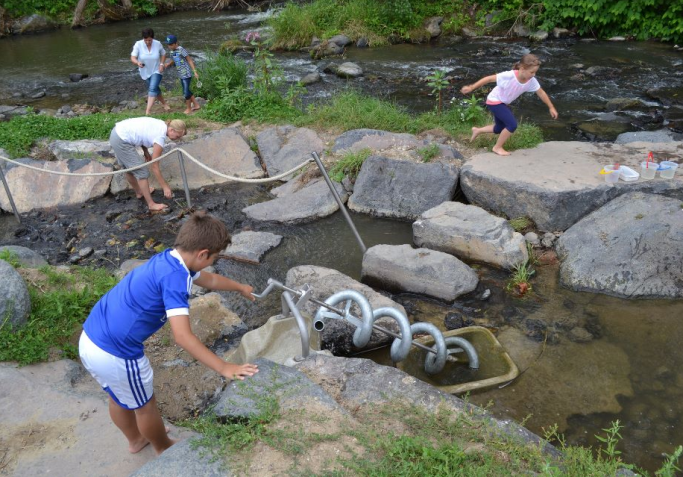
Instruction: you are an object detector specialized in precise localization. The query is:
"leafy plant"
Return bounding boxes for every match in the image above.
[507,259,536,296]
[595,420,624,460]
[329,148,372,182]
[0,250,21,268]
[245,31,281,95]
[196,50,248,101]
[426,69,449,114]
[656,445,682,477]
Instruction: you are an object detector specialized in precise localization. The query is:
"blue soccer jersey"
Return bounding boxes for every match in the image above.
[83,249,199,359]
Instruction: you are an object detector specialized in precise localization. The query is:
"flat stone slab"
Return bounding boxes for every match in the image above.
[48,139,114,161]
[556,192,683,298]
[223,231,283,263]
[361,244,479,301]
[0,158,112,214]
[413,202,528,269]
[242,176,348,224]
[460,141,683,231]
[348,155,459,220]
[130,439,224,477]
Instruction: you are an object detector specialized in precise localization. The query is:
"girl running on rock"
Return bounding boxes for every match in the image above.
[460,54,558,156]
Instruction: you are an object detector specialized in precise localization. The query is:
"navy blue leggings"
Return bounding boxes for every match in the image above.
[487,103,518,134]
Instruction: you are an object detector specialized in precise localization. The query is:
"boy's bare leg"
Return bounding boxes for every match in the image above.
[136,177,167,211]
[184,98,192,115]
[492,129,513,156]
[190,96,200,111]
[135,395,177,455]
[108,397,149,453]
[470,124,494,142]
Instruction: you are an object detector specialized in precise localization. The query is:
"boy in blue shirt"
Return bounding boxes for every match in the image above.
[79,211,258,455]
[163,34,201,115]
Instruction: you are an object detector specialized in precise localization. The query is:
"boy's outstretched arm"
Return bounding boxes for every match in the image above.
[194,272,255,301]
[460,74,497,95]
[169,315,258,380]
[187,56,199,79]
[536,88,558,119]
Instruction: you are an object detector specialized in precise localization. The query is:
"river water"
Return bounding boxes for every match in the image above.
[1,9,683,474]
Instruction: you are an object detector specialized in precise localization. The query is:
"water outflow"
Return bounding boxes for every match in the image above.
[253,278,478,374]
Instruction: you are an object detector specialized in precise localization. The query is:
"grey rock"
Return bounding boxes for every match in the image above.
[459,140,683,231]
[585,66,616,77]
[424,16,443,38]
[299,72,321,85]
[341,176,354,192]
[256,125,323,180]
[556,192,683,298]
[356,37,369,48]
[31,90,46,99]
[413,202,528,269]
[328,34,351,47]
[0,260,31,329]
[59,105,72,114]
[540,232,556,248]
[332,128,463,160]
[361,244,479,301]
[78,247,94,258]
[11,14,56,34]
[223,231,283,263]
[609,36,627,41]
[348,155,459,220]
[525,232,540,246]
[569,327,594,343]
[0,246,48,268]
[242,176,348,224]
[69,73,88,82]
[335,62,363,78]
[286,265,406,355]
[213,359,343,419]
[553,27,571,38]
[615,130,682,144]
[605,97,644,112]
[117,259,147,279]
[0,105,30,118]
[48,139,113,161]
[129,439,224,477]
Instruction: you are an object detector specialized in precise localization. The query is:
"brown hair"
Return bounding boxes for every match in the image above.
[513,54,541,70]
[142,28,154,39]
[174,211,231,254]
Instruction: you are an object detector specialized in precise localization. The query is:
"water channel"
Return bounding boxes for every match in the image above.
[1,8,683,474]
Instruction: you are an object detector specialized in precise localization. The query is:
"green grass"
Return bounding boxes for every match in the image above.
[418,143,441,162]
[0,265,118,365]
[508,216,533,232]
[328,148,372,182]
[0,250,21,268]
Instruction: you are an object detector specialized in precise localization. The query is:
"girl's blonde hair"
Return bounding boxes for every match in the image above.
[513,54,541,70]
[167,119,187,135]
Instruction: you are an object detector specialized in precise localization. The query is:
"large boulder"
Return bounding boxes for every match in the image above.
[223,230,283,263]
[348,155,459,220]
[413,202,528,269]
[0,106,30,119]
[460,141,683,231]
[0,246,48,268]
[256,125,322,180]
[556,192,683,298]
[361,244,479,301]
[0,158,112,213]
[242,176,348,224]
[0,259,31,329]
[332,128,463,161]
[286,265,406,355]
[48,140,113,161]
[11,14,56,34]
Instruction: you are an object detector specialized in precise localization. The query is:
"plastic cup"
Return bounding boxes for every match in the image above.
[640,162,658,180]
[659,161,679,179]
[603,165,620,183]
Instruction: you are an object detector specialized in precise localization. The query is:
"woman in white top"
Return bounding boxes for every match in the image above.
[131,28,171,115]
[460,54,558,156]
[109,117,186,212]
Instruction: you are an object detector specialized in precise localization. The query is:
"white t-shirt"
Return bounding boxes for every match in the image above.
[486,70,541,105]
[131,39,166,80]
[114,117,167,148]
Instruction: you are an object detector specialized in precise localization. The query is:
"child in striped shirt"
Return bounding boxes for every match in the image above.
[164,34,201,115]
[460,54,558,156]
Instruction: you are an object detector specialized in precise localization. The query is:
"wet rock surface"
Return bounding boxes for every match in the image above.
[224,230,283,263]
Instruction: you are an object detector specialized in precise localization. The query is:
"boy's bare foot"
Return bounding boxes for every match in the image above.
[128,427,172,454]
[492,146,511,156]
[162,104,171,111]
[183,109,192,115]
[148,203,168,213]
[470,127,480,142]
[135,186,155,199]
[191,105,201,111]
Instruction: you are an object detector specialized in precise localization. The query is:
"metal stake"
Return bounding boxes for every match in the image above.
[177,150,193,208]
[310,152,366,254]
[0,163,21,223]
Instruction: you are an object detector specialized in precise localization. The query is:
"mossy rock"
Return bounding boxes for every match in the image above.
[219,39,245,55]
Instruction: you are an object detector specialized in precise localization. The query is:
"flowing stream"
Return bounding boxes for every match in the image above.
[1,8,683,473]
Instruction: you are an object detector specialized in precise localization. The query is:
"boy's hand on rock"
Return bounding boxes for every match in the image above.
[222,362,259,381]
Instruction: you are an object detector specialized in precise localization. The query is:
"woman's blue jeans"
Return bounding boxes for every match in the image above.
[145,73,162,97]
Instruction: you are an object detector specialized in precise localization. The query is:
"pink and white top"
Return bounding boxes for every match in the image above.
[486,70,540,105]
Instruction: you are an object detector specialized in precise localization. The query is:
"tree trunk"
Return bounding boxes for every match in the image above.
[97,0,135,21]
[71,0,88,28]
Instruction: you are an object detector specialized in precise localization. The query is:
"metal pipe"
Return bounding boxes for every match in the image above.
[282,291,310,361]
[0,163,20,222]
[177,150,193,208]
[445,336,479,370]
[310,152,366,254]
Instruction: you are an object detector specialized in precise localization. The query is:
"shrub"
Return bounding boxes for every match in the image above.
[196,51,248,101]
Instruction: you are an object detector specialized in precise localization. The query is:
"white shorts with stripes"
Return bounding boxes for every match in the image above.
[79,331,154,410]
